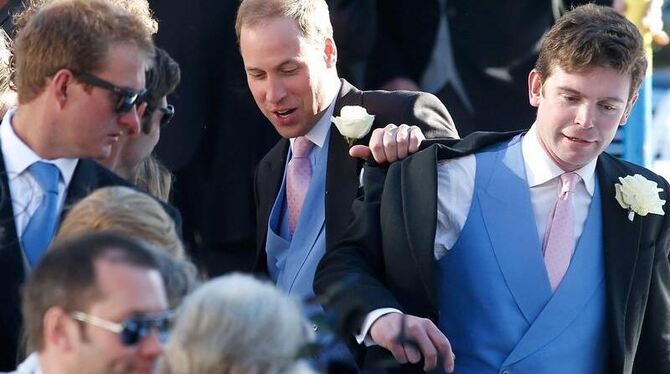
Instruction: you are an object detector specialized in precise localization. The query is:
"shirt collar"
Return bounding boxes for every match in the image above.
[0,108,78,185]
[522,124,597,196]
[289,80,341,150]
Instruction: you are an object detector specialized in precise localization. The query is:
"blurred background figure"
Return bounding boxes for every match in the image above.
[158,273,315,374]
[55,186,198,308]
[366,0,614,136]
[99,47,180,202]
[0,28,14,117]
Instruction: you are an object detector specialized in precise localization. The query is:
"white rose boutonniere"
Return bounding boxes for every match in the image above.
[614,174,666,221]
[331,105,375,146]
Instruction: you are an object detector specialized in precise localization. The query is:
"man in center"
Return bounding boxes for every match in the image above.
[236,0,457,306]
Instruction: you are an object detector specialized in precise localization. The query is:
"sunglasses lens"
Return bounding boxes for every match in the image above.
[120,319,142,346]
[160,105,174,126]
[119,314,173,346]
[115,94,137,114]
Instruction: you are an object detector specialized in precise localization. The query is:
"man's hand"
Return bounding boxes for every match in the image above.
[349,124,425,164]
[370,312,455,372]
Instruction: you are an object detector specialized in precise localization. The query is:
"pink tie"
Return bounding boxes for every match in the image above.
[286,136,314,236]
[543,172,581,292]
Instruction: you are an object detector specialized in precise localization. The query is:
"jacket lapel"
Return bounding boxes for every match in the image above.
[255,139,289,272]
[400,144,440,308]
[597,154,644,372]
[325,80,364,249]
[0,146,27,358]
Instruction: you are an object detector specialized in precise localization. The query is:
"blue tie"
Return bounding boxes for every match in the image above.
[22,161,60,267]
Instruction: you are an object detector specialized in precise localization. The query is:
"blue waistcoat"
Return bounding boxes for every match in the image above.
[436,137,608,373]
[266,133,329,301]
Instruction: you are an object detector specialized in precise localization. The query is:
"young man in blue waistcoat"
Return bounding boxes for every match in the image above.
[316,4,670,373]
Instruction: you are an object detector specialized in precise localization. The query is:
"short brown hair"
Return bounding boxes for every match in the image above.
[235,0,333,45]
[535,4,646,100]
[142,47,181,133]
[56,186,184,258]
[12,0,159,37]
[22,233,160,352]
[14,0,155,103]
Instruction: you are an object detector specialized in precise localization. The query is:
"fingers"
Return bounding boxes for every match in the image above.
[382,124,399,162]
[426,325,455,373]
[368,124,425,164]
[349,144,371,159]
[408,125,425,154]
[369,127,387,163]
[395,125,410,160]
[372,314,453,372]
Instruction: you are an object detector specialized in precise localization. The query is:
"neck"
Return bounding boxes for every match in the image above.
[12,102,62,160]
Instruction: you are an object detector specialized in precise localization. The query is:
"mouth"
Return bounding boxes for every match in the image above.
[273,108,296,118]
[564,134,594,144]
[107,133,122,142]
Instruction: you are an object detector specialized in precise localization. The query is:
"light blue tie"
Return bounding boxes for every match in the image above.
[22,161,60,267]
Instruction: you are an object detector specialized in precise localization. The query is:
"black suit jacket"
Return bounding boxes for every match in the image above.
[315,131,670,373]
[0,152,181,370]
[253,79,458,274]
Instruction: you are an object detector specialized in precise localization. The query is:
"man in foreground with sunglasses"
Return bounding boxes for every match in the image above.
[0,0,179,370]
[15,233,170,374]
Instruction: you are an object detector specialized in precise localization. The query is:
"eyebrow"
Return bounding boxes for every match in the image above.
[246,59,301,73]
[556,86,626,103]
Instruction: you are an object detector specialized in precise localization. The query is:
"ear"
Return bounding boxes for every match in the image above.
[619,92,639,126]
[50,69,76,110]
[43,307,77,353]
[528,69,543,108]
[324,37,337,68]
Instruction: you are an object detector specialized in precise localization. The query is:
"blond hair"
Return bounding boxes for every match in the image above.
[158,274,315,374]
[235,0,332,45]
[56,186,184,258]
[131,154,173,203]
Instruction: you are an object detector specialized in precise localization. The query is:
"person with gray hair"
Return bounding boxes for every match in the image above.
[158,273,315,374]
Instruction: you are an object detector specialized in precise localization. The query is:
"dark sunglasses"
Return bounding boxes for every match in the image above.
[158,104,174,126]
[75,72,147,114]
[71,310,173,346]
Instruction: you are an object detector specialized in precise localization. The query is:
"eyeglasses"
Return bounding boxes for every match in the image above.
[74,72,147,114]
[71,310,173,346]
[158,104,174,126]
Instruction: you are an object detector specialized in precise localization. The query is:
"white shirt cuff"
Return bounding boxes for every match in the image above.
[355,308,403,346]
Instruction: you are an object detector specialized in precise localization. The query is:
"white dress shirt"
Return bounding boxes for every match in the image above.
[357,125,597,344]
[0,108,78,239]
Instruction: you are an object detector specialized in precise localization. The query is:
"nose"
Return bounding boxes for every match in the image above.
[137,329,164,358]
[574,103,595,128]
[265,77,286,104]
[118,106,142,136]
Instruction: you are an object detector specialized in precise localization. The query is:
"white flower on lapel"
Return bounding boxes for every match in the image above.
[614,174,666,221]
[331,105,375,146]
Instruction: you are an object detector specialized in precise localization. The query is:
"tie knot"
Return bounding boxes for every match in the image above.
[28,161,60,194]
[292,136,314,158]
[559,172,580,195]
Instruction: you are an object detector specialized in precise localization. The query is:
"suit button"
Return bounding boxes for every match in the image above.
[501,369,510,374]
